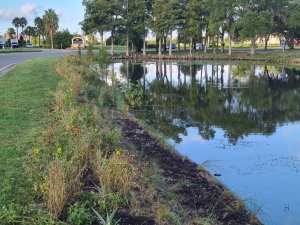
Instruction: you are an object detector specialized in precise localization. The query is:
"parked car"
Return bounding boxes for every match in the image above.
[10,39,18,48]
[0,38,5,49]
[166,43,176,49]
[196,43,205,50]
[26,43,33,48]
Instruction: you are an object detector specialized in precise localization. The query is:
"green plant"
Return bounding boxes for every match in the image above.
[68,203,93,225]
[93,208,119,225]
[121,81,144,108]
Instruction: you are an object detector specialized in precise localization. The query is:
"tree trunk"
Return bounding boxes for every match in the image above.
[250,37,256,55]
[143,35,146,56]
[156,37,159,53]
[169,32,172,56]
[228,34,232,56]
[50,30,53,50]
[158,37,162,57]
[189,37,193,55]
[126,33,129,56]
[184,34,186,51]
[212,36,215,53]
[101,32,104,50]
[264,36,269,50]
[163,36,167,52]
[111,32,114,55]
[204,36,209,53]
[177,34,180,52]
[221,32,225,53]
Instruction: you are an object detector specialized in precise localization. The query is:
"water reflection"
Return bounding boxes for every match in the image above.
[110,61,300,224]
[115,61,300,144]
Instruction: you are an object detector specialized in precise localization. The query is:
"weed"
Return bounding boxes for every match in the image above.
[121,81,144,108]
[93,208,119,225]
[47,159,67,218]
[94,152,137,196]
[68,203,93,225]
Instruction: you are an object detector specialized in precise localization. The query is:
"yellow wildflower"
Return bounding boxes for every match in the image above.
[33,148,40,155]
[56,147,62,153]
[115,149,121,155]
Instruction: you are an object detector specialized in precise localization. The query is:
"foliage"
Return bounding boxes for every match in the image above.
[121,81,144,108]
[68,203,93,225]
[53,29,72,49]
[43,9,59,49]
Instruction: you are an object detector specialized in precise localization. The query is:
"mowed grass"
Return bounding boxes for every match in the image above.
[0,48,42,53]
[0,58,59,207]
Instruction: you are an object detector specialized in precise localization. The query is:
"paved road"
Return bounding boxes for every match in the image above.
[0,49,84,76]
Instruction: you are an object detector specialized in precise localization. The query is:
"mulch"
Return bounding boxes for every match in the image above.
[115,117,261,225]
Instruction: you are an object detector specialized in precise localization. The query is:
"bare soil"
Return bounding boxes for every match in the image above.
[115,116,261,225]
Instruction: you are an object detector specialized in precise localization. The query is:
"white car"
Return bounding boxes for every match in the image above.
[196,43,204,50]
[26,43,33,48]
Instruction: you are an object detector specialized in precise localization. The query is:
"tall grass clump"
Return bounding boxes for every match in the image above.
[25,54,138,223]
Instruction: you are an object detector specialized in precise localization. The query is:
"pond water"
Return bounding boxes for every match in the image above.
[110,61,300,225]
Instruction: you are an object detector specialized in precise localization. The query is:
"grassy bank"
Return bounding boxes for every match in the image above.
[0,58,59,212]
[0,54,260,224]
[0,48,42,53]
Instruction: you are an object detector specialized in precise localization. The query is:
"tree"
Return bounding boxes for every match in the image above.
[284,2,300,49]
[150,0,171,56]
[184,0,206,55]
[19,17,28,37]
[6,28,16,38]
[43,9,59,50]
[34,17,45,47]
[24,26,36,43]
[81,0,112,50]
[239,11,273,55]
[12,17,20,39]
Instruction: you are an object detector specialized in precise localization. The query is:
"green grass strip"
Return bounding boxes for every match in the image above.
[0,49,42,53]
[0,58,59,206]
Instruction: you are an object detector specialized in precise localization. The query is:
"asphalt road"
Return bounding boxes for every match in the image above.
[0,49,83,76]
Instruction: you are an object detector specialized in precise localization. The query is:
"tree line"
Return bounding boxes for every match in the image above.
[81,0,300,55]
[5,9,63,49]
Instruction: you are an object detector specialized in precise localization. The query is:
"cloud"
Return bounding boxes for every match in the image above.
[0,8,18,20]
[0,2,40,22]
[21,2,40,16]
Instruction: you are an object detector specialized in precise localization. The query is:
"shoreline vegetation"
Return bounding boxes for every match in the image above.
[111,50,300,66]
[1,53,262,224]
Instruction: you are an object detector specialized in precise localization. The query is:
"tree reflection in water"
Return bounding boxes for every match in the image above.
[118,61,300,144]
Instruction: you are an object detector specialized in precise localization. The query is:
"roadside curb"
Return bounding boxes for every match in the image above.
[0,63,18,77]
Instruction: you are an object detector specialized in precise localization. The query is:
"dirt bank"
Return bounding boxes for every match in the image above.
[115,116,261,225]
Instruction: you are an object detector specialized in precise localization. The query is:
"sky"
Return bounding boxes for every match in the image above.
[0,0,84,36]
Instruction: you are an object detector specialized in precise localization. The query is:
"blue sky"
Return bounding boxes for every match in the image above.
[0,0,84,36]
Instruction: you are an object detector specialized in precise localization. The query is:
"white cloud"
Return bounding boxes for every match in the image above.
[21,2,40,16]
[0,8,18,20]
[0,2,40,22]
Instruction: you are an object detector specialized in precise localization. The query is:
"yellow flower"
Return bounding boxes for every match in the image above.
[56,147,62,153]
[33,148,40,155]
[115,149,121,155]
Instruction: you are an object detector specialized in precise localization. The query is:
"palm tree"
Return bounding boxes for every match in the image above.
[12,17,20,39]
[6,27,16,38]
[43,9,59,50]
[19,17,28,36]
[24,26,36,43]
[34,17,44,47]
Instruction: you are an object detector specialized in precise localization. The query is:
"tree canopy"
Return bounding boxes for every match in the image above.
[81,0,300,55]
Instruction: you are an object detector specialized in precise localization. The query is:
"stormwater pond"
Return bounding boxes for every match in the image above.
[109,61,300,225]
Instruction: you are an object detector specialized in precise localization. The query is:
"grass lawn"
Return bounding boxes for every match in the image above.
[0,58,59,207]
[0,48,42,53]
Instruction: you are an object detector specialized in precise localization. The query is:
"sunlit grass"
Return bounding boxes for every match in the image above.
[0,58,59,206]
[0,48,42,53]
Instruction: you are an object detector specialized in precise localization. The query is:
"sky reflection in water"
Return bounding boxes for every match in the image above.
[111,61,300,225]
